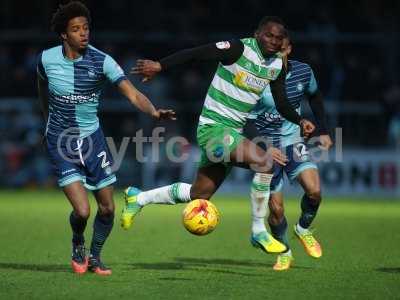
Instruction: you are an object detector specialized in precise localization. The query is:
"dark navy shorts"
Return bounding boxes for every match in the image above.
[270,142,317,193]
[46,127,116,190]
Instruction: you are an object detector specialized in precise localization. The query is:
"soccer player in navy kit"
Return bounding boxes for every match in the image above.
[37,1,175,275]
[247,37,333,270]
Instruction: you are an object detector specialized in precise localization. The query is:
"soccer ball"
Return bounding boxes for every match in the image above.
[182,199,220,236]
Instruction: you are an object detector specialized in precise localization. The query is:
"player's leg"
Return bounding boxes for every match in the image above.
[294,168,322,258]
[88,186,115,275]
[230,139,287,253]
[231,138,275,234]
[268,192,289,249]
[63,181,90,274]
[189,163,227,200]
[297,168,321,228]
[46,132,90,274]
[121,164,226,230]
[249,162,282,236]
[79,127,117,274]
[284,142,321,258]
[268,191,293,270]
[121,125,232,230]
[121,182,192,229]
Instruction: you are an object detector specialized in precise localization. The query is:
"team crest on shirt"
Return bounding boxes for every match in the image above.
[267,68,277,78]
[88,69,96,78]
[296,82,304,92]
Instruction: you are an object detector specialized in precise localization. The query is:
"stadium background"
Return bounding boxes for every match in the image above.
[0,0,399,197]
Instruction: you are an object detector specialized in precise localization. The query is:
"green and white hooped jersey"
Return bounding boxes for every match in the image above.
[199,38,283,132]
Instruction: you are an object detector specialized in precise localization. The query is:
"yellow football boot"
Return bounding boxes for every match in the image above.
[251,231,287,254]
[273,252,294,271]
[121,187,142,230]
[294,225,322,258]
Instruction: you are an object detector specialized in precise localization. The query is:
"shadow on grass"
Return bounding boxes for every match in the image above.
[124,257,313,276]
[376,267,400,274]
[174,257,272,268]
[174,257,314,270]
[128,262,185,270]
[126,262,266,277]
[0,262,69,273]
[159,277,192,281]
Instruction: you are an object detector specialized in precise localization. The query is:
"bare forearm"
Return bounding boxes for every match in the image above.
[131,90,157,116]
[118,79,156,116]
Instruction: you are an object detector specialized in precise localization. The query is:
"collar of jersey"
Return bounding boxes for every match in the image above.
[254,40,282,65]
[285,60,293,79]
[61,45,84,63]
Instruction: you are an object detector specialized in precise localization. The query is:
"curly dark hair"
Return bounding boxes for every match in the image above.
[51,1,91,35]
[257,16,287,33]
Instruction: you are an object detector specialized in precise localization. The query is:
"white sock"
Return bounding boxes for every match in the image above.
[250,173,273,235]
[252,217,266,235]
[282,249,292,257]
[296,223,309,234]
[137,183,192,206]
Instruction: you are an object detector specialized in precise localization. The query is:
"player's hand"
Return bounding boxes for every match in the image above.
[267,147,288,166]
[152,109,177,121]
[300,119,315,139]
[318,134,333,150]
[131,59,162,82]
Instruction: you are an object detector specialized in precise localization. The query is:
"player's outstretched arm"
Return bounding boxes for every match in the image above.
[270,68,315,138]
[117,79,176,120]
[308,90,333,149]
[131,40,244,82]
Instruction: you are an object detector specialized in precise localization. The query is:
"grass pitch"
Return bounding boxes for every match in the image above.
[0,190,399,299]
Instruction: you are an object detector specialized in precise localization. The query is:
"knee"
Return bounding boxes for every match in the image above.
[252,160,273,174]
[190,186,212,200]
[98,201,115,217]
[269,199,284,220]
[306,187,321,204]
[74,206,90,220]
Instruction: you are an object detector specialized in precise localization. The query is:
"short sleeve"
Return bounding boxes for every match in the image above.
[103,55,126,84]
[36,52,47,81]
[307,68,318,95]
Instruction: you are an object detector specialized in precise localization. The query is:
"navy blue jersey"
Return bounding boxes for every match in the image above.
[37,45,126,138]
[248,60,318,147]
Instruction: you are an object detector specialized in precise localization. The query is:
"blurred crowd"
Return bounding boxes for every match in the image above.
[0,0,399,187]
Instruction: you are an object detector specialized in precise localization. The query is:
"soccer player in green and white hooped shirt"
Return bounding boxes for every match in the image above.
[122,16,316,253]
[246,37,333,270]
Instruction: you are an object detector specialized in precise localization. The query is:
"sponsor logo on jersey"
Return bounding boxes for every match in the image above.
[233,71,269,94]
[264,112,284,123]
[51,92,99,104]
